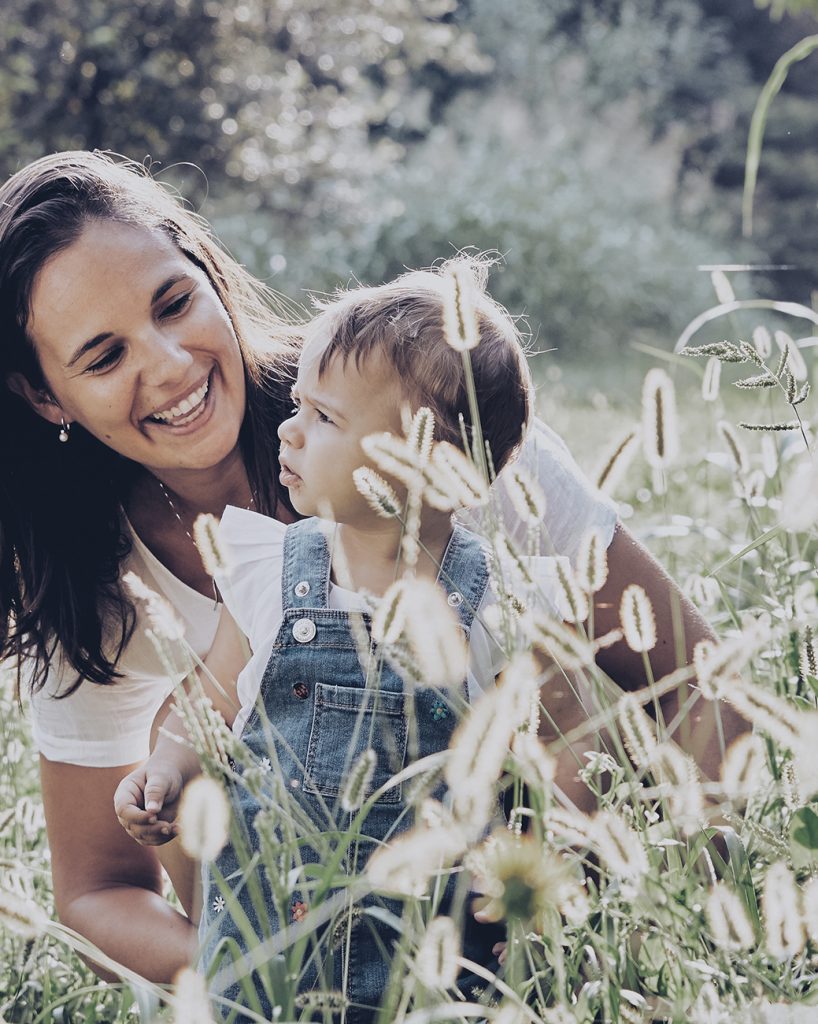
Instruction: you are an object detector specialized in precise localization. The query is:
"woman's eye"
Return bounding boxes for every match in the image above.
[86,346,124,373]
[160,292,193,319]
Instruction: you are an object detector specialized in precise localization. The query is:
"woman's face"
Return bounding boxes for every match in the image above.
[24,219,247,475]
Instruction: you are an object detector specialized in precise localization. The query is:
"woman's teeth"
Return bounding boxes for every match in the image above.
[150,378,210,424]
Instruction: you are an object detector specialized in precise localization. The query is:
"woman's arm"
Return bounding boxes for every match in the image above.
[40,755,197,983]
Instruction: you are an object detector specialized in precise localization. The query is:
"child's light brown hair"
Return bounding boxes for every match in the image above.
[310,256,533,473]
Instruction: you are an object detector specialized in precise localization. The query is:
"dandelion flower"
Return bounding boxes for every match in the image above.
[340,748,377,812]
[620,584,657,653]
[763,862,805,960]
[641,368,679,470]
[177,776,230,862]
[415,916,460,989]
[192,513,228,576]
[352,467,402,519]
[705,882,755,952]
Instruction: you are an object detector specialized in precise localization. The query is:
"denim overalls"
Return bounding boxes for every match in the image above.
[200,518,497,1022]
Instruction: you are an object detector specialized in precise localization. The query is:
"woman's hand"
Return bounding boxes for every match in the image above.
[113,759,184,846]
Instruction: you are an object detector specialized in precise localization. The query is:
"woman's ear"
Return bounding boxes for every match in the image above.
[6,372,65,426]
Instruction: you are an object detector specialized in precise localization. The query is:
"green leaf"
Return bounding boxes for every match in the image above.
[790,806,818,869]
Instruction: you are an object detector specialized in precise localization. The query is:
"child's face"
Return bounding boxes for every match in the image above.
[278,338,405,523]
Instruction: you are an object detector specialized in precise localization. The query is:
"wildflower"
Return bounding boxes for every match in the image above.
[617,693,657,769]
[726,682,802,749]
[554,559,588,625]
[415,916,460,989]
[503,465,547,527]
[522,609,594,671]
[575,527,609,595]
[753,325,772,359]
[340,748,377,812]
[177,776,230,862]
[441,262,479,351]
[192,513,228,576]
[799,625,818,679]
[471,830,579,931]
[172,967,215,1024]
[641,368,679,470]
[720,734,769,804]
[649,742,705,835]
[371,580,409,645]
[122,570,185,642]
[763,862,805,959]
[717,420,749,476]
[352,467,402,519]
[705,882,755,952]
[0,885,48,939]
[423,441,489,511]
[291,899,308,923]
[701,356,721,402]
[592,811,649,881]
[402,577,468,689]
[595,428,641,496]
[620,584,657,653]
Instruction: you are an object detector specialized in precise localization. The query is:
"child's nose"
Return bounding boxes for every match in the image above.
[278,413,301,447]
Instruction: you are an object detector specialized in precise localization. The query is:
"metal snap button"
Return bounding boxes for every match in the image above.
[294,580,311,598]
[292,681,310,700]
[292,617,316,643]
[447,591,463,607]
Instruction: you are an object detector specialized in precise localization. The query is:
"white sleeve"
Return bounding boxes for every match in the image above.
[456,417,618,562]
[214,507,287,654]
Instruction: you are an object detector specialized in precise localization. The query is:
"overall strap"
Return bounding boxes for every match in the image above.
[280,518,332,611]
[436,525,491,631]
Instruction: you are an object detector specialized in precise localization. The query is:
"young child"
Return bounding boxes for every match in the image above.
[115,258,567,1019]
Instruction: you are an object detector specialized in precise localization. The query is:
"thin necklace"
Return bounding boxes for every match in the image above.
[156,479,257,543]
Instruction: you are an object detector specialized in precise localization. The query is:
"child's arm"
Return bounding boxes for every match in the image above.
[113,606,249,846]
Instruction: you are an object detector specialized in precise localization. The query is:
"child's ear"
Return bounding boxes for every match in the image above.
[6,372,65,426]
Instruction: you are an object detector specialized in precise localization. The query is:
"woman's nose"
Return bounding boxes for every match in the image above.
[140,330,194,387]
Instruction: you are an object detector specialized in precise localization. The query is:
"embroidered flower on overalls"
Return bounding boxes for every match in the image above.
[260,756,272,772]
[291,899,308,923]
[430,697,449,720]
[212,895,225,914]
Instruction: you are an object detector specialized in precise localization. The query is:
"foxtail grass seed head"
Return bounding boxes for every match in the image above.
[781,459,818,533]
[775,329,808,381]
[780,760,800,810]
[511,731,556,791]
[522,609,594,672]
[720,733,769,804]
[503,465,547,526]
[122,571,186,642]
[359,432,423,489]
[753,324,772,359]
[0,885,48,939]
[717,420,749,476]
[446,690,514,829]
[177,776,230,862]
[352,467,402,519]
[294,991,349,1012]
[641,368,679,470]
[367,825,467,897]
[710,269,735,304]
[595,428,641,496]
[415,916,460,990]
[371,580,409,645]
[407,406,436,466]
[592,811,649,881]
[792,712,818,799]
[617,694,658,769]
[705,883,756,952]
[802,876,818,942]
[545,806,595,849]
[727,682,802,750]
[441,262,480,351]
[340,748,377,812]
[554,559,589,624]
[649,742,705,835]
[173,967,215,1024]
[620,584,657,653]
[192,513,228,576]
[575,527,609,595]
[763,862,806,960]
[423,440,489,511]
[761,434,779,478]
[402,578,469,689]
[701,356,721,402]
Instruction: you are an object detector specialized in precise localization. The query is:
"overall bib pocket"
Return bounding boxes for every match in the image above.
[304,683,407,805]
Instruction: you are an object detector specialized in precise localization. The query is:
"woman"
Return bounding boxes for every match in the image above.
[0,150,740,984]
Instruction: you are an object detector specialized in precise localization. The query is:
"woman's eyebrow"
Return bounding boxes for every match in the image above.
[65,275,190,368]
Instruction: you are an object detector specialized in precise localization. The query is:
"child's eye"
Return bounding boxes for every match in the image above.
[86,346,124,374]
[160,292,193,319]
[317,410,333,424]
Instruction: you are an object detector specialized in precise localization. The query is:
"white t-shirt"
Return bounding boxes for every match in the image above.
[28,420,617,767]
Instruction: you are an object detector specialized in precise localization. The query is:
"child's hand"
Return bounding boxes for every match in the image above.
[113,760,184,846]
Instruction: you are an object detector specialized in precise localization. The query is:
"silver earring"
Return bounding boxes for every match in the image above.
[58,417,70,443]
